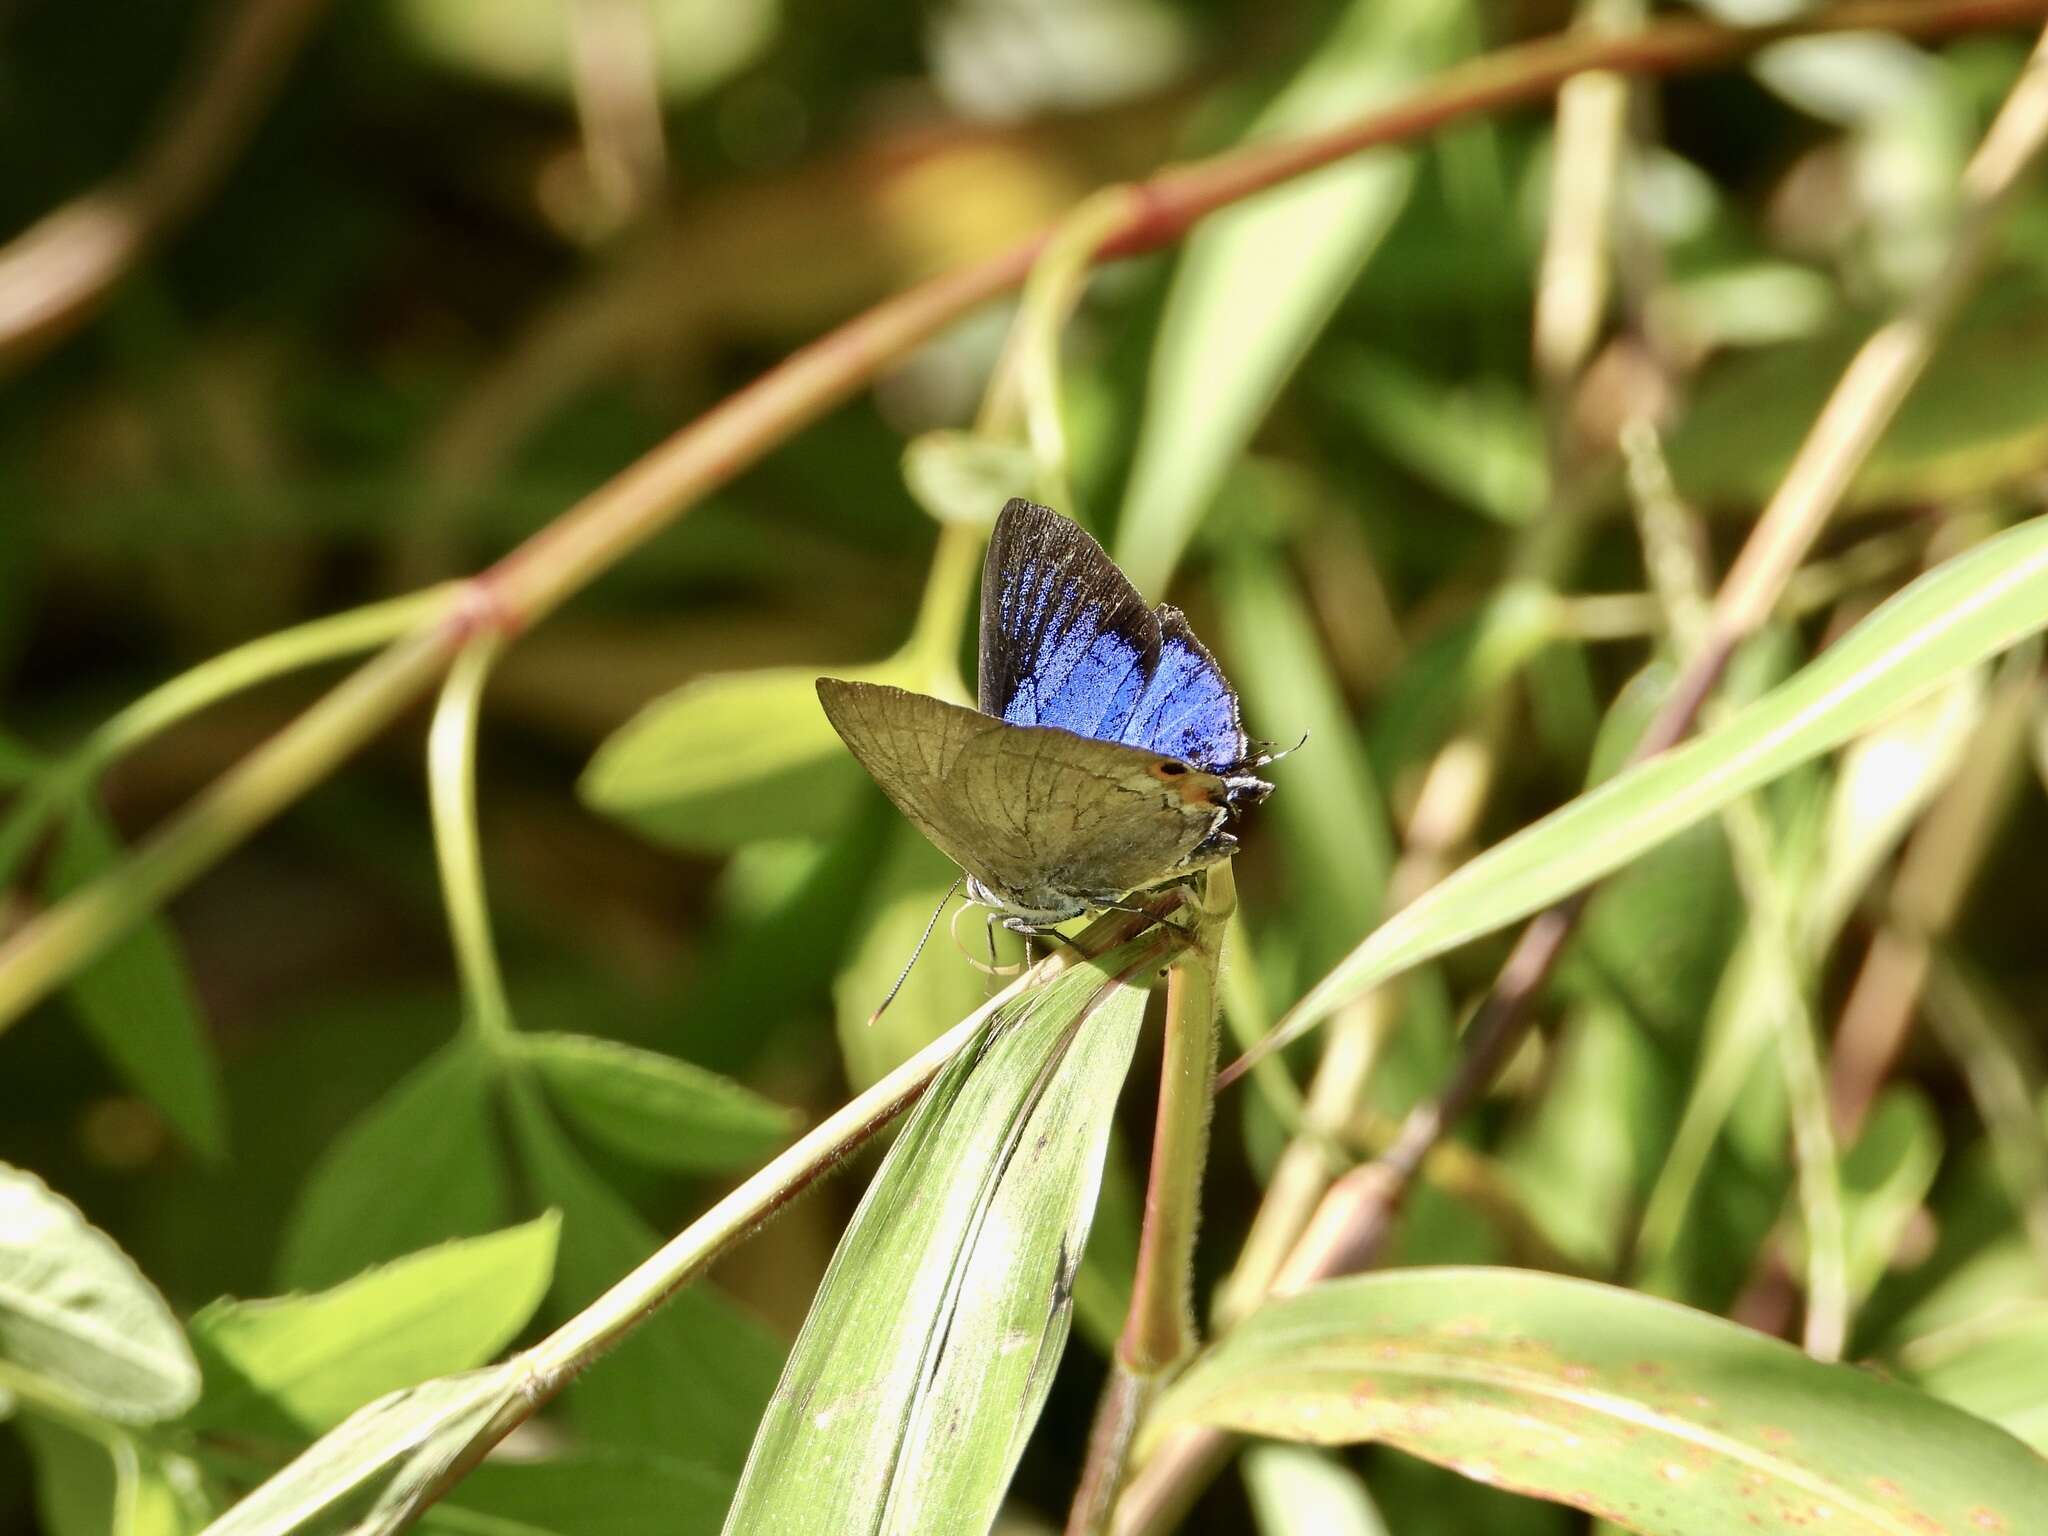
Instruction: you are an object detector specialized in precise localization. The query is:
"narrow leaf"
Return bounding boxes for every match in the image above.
[723,938,1158,1535]
[1896,1303,2048,1454]
[1243,1443,1389,1536]
[1147,1268,2048,1534]
[49,799,224,1159]
[189,1213,560,1434]
[1115,0,1466,594]
[519,1032,796,1173]
[0,1162,199,1421]
[1278,515,2048,1049]
[197,1368,518,1536]
[579,665,892,852]
[278,1042,508,1291]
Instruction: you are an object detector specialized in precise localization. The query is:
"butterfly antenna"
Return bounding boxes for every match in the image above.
[869,875,964,1027]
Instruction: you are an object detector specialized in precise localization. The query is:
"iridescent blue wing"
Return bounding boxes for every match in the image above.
[978,500,1250,772]
[978,500,1160,742]
[1111,605,1249,771]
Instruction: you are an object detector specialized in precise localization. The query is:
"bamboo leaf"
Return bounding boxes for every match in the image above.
[1114,0,1468,594]
[723,936,1161,1534]
[1276,515,2048,1050]
[1147,1268,2048,1534]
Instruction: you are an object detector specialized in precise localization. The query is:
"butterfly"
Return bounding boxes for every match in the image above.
[818,498,1273,932]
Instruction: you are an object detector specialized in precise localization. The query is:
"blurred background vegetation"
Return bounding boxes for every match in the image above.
[4,0,2048,1531]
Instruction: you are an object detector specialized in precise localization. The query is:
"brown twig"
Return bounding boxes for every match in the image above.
[1116,21,2048,1531]
[0,0,334,374]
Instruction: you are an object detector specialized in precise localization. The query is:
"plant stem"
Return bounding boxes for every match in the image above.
[0,0,2037,1038]
[0,624,455,1028]
[1068,867,1232,1536]
[427,636,515,1051]
[73,586,458,776]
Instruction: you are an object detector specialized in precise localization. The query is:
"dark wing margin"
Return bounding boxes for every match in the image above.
[1112,604,1249,771]
[977,499,1159,733]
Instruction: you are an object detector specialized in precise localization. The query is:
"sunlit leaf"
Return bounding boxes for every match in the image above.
[48,798,224,1160]
[1276,515,2048,1048]
[519,1032,797,1172]
[188,1214,560,1434]
[1243,1443,1389,1536]
[1147,1268,2048,1533]
[724,934,1163,1534]
[1114,0,1467,594]
[580,664,904,852]
[278,1042,509,1291]
[0,1162,198,1422]
[197,1368,520,1536]
[1895,1302,2048,1454]
[902,433,1038,526]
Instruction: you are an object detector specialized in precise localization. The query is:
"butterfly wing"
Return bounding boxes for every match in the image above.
[978,500,1160,739]
[818,678,1231,917]
[978,500,1251,773]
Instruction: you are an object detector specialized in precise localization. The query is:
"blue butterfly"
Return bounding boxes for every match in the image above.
[819,499,1273,930]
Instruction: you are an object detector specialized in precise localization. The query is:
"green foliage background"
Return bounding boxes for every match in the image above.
[4,0,2048,1532]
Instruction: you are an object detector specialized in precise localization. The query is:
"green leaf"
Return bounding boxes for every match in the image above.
[389,0,776,104]
[1276,514,2048,1048]
[1322,350,1545,524]
[1668,280,2048,509]
[901,433,1039,526]
[1113,0,1467,595]
[196,1367,521,1536]
[278,1041,509,1291]
[18,1413,117,1536]
[1146,1268,2048,1534]
[518,1033,796,1173]
[188,1213,559,1434]
[1243,1443,1389,1536]
[425,1448,732,1536]
[48,799,225,1159]
[724,937,1158,1534]
[19,1414,211,1536]
[512,1107,782,1470]
[1500,1002,1671,1273]
[0,1162,199,1421]
[1895,1302,2048,1454]
[1837,1088,1942,1313]
[580,664,896,852]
